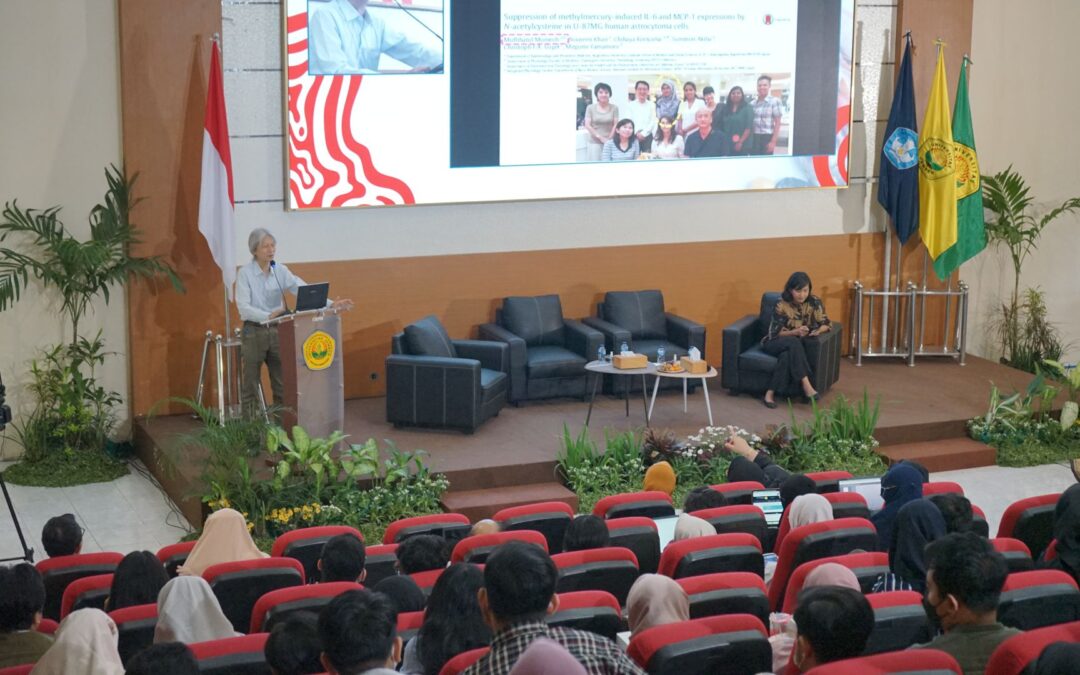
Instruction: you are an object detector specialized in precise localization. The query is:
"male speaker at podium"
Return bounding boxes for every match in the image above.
[235,228,353,423]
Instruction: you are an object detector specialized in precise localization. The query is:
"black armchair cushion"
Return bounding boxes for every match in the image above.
[404,315,457,358]
[604,290,667,340]
[758,293,782,332]
[502,295,566,347]
[738,345,778,373]
[526,346,588,380]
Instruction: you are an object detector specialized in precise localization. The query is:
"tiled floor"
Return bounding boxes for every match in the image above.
[0,458,1074,563]
[0,460,192,563]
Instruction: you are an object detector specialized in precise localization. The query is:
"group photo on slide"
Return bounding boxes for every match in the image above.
[575,73,792,162]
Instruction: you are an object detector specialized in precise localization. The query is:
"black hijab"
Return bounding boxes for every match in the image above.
[780,474,816,510]
[727,455,768,484]
[1052,484,1080,576]
[871,463,924,550]
[373,574,428,614]
[889,499,946,592]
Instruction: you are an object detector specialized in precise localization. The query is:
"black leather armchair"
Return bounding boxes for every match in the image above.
[583,290,706,394]
[721,292,843,397]
[478,295,603,404]
[386,315,509,433]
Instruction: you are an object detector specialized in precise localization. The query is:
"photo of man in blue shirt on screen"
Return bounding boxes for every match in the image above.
[308,0,443,75]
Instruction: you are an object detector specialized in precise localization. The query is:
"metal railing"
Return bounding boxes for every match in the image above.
[849,280,969,367]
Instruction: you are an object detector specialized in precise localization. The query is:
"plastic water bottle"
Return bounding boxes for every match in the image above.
[656,345,666,365]
[620,341,629,355]
[597,345,606,363]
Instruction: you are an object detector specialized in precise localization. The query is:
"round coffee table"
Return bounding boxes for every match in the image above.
[648,366,718,426]
[584,360,656,426]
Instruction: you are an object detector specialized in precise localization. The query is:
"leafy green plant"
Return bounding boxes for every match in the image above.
[982,166,1080,368]
[557,426,644,514]
[267,426,346,501]
[967,373,1079,467]
[770,391,886,475]
[640,427,681,466]
[1043,360,1080,429]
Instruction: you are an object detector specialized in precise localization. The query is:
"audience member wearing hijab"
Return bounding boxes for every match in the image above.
[373,575,428,615]
[780,475,817,511]
[626,574,690,637]
[673,513,714,541]
[509,638,587,675]
[30,609,124,675]
[177,508,267,576]
[768,563,860,673]
[1033,641,1080,675]
[873,498,946,593]
[1042,483,1080,582]
[643,461,676,496]
[871,463,924,550]
[789,494,834,530]
[154,576,238,644]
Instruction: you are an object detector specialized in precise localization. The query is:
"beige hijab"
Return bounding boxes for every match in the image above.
[627,573,690,636]
[674,512,715,541]
[31,609,124,675]
[177,508,267,576]
[789,494,834,530]
[154,576,240,644]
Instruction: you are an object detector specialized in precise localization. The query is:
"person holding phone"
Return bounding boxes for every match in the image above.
[760,272,831,408]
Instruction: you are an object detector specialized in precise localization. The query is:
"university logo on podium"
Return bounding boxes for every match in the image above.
[302,330,336,371]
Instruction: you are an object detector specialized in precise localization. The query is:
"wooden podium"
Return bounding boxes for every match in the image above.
[271,308,346,439]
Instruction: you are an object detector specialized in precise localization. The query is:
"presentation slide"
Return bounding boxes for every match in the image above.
[283,0,853,210]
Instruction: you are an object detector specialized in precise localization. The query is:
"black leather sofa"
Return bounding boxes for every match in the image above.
[385,315,509,433]
[478,295,603,404]
[721,292,842,397]
[583,290,706,394]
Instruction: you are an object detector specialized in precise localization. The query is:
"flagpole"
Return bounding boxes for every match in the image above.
[881,221,892,353]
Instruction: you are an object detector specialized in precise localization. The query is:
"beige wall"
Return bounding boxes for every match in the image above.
[965,0,1080,364]
[0,0,126,456]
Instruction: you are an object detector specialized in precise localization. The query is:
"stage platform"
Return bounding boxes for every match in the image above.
[135,356,1043,525]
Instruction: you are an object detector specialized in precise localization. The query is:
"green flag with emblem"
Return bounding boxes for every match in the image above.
[933,57,985,279]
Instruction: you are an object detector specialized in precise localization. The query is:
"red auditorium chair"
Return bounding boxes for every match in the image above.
[997,569,1080,630]
[985,619,1080,675]
[822,492,871,521]
[628,614,771,674]
[189,633,270,675]
[658,533,763,579]
[110,603,157,665]
[711,481,765,505]
[922,481,964,496]
[438,647,490,675]
[768,518,879,611]
[382,513,471,545]
[156,541,197,578]
[203,557,305,633]
[35,619,58,635]
[676,572,769,626]
[552,547,639,606]
[606,517,661,575]
[803,649,962,674]
[997,492,1059,559]
[494,501,574,552]
[862,591,932,655]
[450,530,548,564]
[410,567,447,595]
[271,525,363,582]
[780,552,890,613]
[364,543,400,586]
[60,573,113,618]
[1045,538,1059,561]
[36,551,123,621]
[398,609,425,641]
[547,590,623,639]
[0,666,34,675]
[690,505,768,547]
[805,470,853,494]
[592,491,675,519]
[991,537,1035,573]
[249,580,362,633]
[772,507,795,555]
[970,504,990,538]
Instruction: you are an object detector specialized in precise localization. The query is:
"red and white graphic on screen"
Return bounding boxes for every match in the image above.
[286,9,415,209]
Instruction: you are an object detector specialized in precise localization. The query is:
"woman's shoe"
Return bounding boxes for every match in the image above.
[804,393,821,404]
[762,398,778,409]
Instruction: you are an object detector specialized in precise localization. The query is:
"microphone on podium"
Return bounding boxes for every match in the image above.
[269,260,292,315]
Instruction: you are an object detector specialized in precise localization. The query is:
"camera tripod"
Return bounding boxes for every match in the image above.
[0,371,34,564]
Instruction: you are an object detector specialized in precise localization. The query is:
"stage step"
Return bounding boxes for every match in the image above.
[877,437,997,473]
[441,482,579,522]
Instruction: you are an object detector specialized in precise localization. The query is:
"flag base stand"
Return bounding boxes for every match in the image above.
[849,280,969,367]
[193,328,266,423]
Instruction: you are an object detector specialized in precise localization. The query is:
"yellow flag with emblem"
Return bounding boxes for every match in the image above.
[918,46,957,259]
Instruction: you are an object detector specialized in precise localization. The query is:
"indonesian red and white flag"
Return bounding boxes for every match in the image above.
[198,41,237,300]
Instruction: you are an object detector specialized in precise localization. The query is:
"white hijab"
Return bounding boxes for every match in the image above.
[789,494,834,530]
[31,609,124,675]
[177,508,267,577]
[154,576,240,644]
[674,513,715,541]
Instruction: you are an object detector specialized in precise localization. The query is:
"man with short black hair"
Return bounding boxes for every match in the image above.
[929,493,976,534]
[319,590,400,675]
[266,612,324,675]
[0,563,53,667]
[463,541,644,675]
[562,515,610,553]
[751,74,783,155]
[790,586,874,671]
[125,642,200,675]
[395,534,449,575]
[41,513,82,558]
[683,486,728,514]
[914,532,1020,674]
[319,534,367,583]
